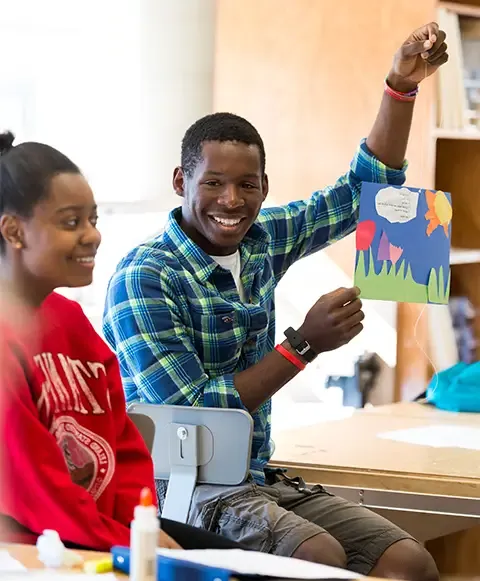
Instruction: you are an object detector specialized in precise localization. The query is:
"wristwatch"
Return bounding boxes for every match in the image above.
[284,327,317,363]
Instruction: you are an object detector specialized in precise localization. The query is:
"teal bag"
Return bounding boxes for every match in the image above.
[427,361,480,413]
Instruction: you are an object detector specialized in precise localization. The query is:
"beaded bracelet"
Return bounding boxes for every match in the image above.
[384,77,419,102]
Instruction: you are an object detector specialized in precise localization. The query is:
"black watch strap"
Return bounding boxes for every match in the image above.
[284,327,317,363]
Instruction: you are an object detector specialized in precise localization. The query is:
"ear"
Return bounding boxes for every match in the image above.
[0,214,24,250]
[173,167,185,198]
[262,174,269,201]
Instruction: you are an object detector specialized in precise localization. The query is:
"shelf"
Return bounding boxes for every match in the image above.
[451,248,480,265]
[434,128,480,140]
[439,1,480,17]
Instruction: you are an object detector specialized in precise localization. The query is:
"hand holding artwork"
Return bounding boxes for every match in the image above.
[299,287,365,354]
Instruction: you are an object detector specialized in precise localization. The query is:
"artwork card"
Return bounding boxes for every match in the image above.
[354,183,452,304]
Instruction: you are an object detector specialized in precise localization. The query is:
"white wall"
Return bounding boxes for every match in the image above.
[0,0,215,208]
[137,0,216,209]
[1,2,398,418]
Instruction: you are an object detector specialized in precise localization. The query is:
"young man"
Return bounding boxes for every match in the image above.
[103,23,447,579]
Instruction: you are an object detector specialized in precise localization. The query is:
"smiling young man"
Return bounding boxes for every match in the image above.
[104,24,447,579]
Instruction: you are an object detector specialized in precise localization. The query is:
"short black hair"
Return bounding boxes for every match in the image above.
[181,112,266,178]
[0,130,80,251]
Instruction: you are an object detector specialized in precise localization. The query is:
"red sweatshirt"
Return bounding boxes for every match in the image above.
[0,292,157,550]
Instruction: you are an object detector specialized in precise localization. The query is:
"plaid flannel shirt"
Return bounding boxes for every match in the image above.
[103,139,407,484]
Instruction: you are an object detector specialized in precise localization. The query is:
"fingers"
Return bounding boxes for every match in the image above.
[346,309,365,328]
[336,320,364,348]
[422,30,447,61]
[330,296,364,347]
[339,309,365,332]
[306,287,365,352]
[424,40,448,66]
[344,322,364,343]
[427,51,449,68]
[332,297,362,320]
[328,286,360,309]
[401,22,445,59]
[327,288,364,336]
[401,39,434,59]
[417,21,439,45]
[426,21,440,42]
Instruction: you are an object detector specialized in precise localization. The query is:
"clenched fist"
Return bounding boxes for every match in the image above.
[299,287,364,354]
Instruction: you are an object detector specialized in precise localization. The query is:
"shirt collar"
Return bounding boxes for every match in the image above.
[163,207,271,284]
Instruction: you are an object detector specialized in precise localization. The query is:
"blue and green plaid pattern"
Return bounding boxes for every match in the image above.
[103,139,407,484]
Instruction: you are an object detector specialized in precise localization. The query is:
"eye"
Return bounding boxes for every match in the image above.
[204,180,221,187]
[90,215,98,227]
[63,218,79,229]
[242,183,258,190]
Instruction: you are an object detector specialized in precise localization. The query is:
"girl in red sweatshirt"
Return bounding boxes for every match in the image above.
[0,131,241,553]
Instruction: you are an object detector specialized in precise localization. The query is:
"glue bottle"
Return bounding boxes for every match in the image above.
[130,487,159,581]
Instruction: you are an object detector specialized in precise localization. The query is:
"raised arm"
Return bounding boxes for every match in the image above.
[260,22,447,280]
[367,22,447,168]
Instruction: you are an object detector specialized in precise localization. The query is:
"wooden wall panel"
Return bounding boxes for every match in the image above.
[214,0,436,401]
[214,0,436,274]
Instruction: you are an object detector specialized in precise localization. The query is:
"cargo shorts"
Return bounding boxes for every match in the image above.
[156,470,415,575]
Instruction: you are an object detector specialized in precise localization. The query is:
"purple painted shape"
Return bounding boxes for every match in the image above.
[377,230,390,261]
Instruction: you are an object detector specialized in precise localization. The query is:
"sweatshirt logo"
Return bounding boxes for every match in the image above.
[34,352,110,417]
[50,416,115,501]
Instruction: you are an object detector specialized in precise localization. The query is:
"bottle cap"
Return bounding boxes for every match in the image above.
[140,487,153,506]
[133,486,157,521]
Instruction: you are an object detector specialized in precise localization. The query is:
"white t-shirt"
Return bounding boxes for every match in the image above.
[210,251,246,302]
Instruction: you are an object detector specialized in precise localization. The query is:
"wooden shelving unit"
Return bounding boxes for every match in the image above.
[395,0,480,401]
[435,1,480,362]
[451,247,480,264]
[433,128,480,139]
[440,1,480,18]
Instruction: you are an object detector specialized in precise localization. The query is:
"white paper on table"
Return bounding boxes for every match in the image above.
[157,548,359,579]
[378,424,480,450]
[0,550,27,572]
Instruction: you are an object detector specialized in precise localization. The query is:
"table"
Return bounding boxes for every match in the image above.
[270,402,480,576]
[362,400,480,423]
[5,543,125,577]
[3,543,391,581]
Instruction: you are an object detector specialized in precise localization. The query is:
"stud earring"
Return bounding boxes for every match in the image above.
[14,241,23,249]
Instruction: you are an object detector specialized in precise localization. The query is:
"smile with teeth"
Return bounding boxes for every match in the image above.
[75,257,95,264]
[211,216,244,227]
